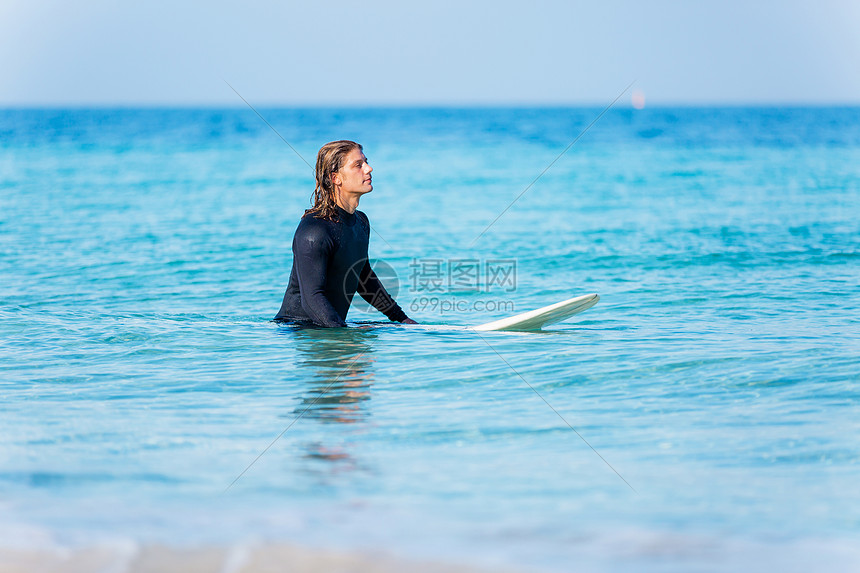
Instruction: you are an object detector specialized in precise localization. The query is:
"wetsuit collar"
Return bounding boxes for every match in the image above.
[335,205,356,224]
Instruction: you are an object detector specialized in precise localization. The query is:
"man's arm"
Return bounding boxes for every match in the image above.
[357,260,416,323]
[293,223,346,327]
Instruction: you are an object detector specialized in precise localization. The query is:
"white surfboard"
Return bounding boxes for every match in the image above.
[472,293,599,332]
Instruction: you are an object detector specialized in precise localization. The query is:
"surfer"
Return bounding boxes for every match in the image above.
[274,140,418,327]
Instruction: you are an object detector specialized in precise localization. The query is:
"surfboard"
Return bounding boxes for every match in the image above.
[472,293,599,332]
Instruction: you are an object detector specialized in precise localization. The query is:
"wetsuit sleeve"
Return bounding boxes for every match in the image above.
[358,260,409,323]
[293,222,346,327]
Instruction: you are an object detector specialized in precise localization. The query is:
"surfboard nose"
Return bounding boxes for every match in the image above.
[473,293,600,332]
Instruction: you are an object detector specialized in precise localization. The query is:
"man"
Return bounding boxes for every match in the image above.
[274,140,418,327]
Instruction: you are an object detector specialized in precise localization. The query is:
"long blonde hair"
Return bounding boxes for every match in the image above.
[305,140,362,221]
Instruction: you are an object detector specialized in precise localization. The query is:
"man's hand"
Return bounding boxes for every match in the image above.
[402,318,419,325]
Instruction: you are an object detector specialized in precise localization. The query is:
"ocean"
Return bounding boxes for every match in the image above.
[1,106,859,571]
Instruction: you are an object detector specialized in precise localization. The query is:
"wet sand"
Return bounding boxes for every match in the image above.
[0,542,522,573]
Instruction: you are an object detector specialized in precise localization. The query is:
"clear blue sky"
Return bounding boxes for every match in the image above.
[2,0,858,106]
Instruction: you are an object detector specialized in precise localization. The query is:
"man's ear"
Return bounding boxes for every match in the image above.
[331,172,341,187]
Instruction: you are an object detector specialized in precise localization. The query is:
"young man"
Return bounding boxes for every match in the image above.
[274,140,417,327]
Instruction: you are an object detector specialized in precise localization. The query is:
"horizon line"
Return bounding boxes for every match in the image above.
[2,100,860,110]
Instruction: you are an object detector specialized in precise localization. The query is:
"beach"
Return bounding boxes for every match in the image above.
[1,543,516,573]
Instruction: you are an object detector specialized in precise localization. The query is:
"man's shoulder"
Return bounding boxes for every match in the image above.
[355,210,370,224]
[296,212,335,241]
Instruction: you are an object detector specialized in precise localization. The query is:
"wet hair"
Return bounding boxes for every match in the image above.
[305,140,362,221]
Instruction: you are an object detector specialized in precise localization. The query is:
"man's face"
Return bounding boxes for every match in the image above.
[334,148,373,195]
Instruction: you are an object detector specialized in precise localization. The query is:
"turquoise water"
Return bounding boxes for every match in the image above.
[1,107,859,571]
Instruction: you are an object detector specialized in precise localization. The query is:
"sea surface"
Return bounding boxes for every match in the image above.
[1,106,859,571]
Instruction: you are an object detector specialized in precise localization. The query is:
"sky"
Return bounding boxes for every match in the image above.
[1,0,859,106]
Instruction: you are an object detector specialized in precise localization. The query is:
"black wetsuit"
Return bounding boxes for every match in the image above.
[274,207,408,327]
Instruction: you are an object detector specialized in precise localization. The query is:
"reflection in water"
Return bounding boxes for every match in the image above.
[281,326,378,474]
[291,326,377,424]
